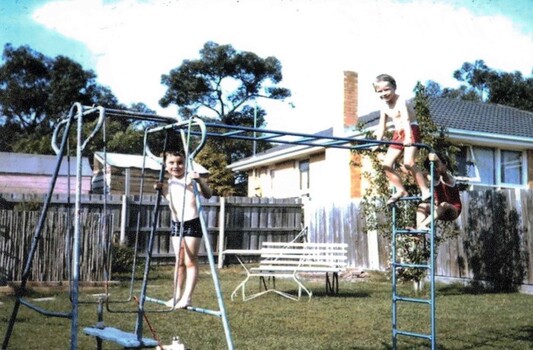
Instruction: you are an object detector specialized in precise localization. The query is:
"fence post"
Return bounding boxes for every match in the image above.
[217,196,226,269]
[367,229,380,270]
[120,195,128,245]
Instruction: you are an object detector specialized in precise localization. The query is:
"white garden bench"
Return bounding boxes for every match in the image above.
[226,241,348,301]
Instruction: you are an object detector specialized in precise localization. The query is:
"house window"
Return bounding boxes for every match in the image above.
[456,146,525,188]
[299,160,310,191]
[501,150,522,184]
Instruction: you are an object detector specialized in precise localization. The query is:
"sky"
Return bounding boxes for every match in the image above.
[1,0,533,134]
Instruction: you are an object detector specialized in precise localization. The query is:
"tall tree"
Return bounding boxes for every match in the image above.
[0,44,128,154]
[160,41,291,195]
[426,60,533,112]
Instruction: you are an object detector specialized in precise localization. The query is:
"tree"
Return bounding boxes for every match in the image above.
[160,42,291,195]
[426,60,533,112]
[0,44,148,155]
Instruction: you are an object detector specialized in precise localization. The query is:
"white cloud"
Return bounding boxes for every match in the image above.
[33,0,533,133]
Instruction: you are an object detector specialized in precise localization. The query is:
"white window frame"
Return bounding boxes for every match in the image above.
[298,159,310,197]
[455,145,527,189]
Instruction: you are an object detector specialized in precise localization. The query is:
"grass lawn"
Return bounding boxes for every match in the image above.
[1,265,532,349]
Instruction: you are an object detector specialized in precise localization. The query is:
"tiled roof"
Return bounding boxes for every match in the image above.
[358,97,533,139]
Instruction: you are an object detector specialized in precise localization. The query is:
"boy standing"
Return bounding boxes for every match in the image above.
[161,150,212,309]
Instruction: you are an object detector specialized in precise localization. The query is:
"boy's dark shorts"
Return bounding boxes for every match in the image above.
[171,217,203,238]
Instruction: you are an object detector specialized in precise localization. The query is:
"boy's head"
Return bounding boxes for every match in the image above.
[164,150,186,178]
[424,152,449,174]
[373,74,397,91]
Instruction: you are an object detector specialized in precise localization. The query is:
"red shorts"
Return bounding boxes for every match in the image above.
[391,124,421,150]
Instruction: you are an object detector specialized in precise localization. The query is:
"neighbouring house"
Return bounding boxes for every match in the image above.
[228,71,533,200]
[0,151,92,194]
[92,152,209,195]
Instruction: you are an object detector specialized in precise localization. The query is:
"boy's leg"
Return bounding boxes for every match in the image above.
[403,146,430,199]
[166,236,184,307]
[417,202,430,229]
[382,147,408,202]
[175,236,202,308]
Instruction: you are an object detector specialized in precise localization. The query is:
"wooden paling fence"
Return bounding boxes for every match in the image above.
[2,189,532,290]
[0,193,303,282]
[306,188,533,290]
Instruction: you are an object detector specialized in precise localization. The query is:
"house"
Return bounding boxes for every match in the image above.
[0,151,92,194]
[92,152,209,195]
[228,71,533,200]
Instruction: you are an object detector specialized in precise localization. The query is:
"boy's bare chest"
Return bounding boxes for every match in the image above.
[384,104,402,119]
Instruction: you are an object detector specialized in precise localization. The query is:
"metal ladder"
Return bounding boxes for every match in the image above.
[390,162,436,350]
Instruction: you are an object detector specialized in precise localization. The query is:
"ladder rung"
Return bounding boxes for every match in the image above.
[395,229,429,235]
[396,196,425,202]
[395,329,432,340]
[394,295,431,304]
[393,262,430,269]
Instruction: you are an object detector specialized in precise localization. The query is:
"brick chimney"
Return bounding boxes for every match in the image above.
[344,71,362,198]
[343,71,358,130]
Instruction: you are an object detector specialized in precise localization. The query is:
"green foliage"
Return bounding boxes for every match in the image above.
[465,191,528,292]
[0,43,124,153]
[160,41,291,121]
[111,243,136,274]
[427,59,533,112]
[357,82,460,284]
[196,141,238,196]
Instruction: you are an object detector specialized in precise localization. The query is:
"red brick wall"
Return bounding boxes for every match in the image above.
[344,71,362,198]
[343,71,358,129]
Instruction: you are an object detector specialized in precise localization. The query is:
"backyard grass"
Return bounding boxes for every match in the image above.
[1,265,532,350]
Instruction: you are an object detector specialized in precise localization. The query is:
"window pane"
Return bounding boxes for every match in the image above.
[299,160,310,190]
[456,147,469,177]
[501,150,522,184]
[473,147,495,184]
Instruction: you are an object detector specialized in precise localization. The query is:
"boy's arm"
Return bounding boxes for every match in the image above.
[193,175,213,199]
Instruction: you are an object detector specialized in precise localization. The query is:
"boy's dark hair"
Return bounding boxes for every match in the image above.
[374,74,397,89]
[162,149,185,158]
[424,152,449,172]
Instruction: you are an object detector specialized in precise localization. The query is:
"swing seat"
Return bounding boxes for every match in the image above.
[84,326,158,348]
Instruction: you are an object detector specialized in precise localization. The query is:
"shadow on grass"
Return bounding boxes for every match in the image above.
[441,325,533,350]
[311,290,371,298]
[437,282,496,296]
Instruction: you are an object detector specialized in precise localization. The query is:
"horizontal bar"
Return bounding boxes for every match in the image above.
[145,296,222,318]
[395,229,429,235]
[393,295,431,304]
[393,262,430,269]
[395,329,432,340]
[19,297,72,318]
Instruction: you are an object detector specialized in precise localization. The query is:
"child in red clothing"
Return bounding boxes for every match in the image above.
[417,153,462,229]
[373,74,431,205]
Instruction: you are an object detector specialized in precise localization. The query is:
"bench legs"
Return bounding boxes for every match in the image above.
[232,273,312,301]
[325,272,339,295]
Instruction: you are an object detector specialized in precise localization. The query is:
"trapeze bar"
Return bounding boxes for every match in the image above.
[18,297,72,318]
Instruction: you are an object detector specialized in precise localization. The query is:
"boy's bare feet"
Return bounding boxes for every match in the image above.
[165,297,180,308]
[387,190,408,206]
[174,298,191,309]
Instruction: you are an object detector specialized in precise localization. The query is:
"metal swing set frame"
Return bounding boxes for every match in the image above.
[2,102,438,350]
